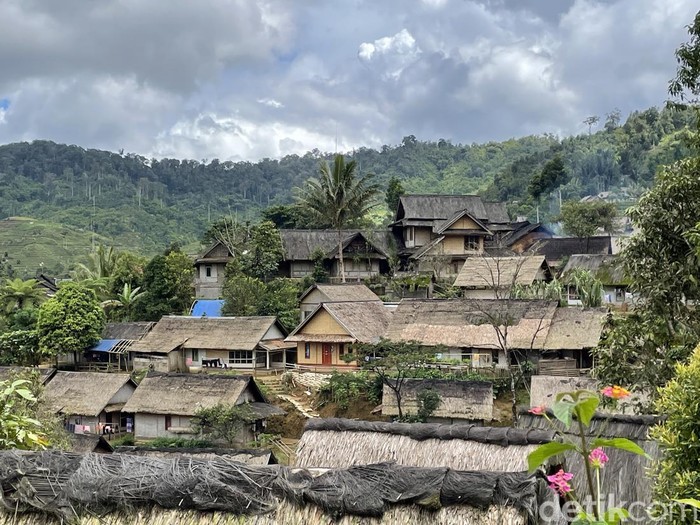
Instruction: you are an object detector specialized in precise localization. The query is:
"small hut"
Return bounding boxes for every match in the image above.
[381,379,493,423]
[299,283,381,321]
[0,450,556,525]
[43,371,137,435]
[295,418,554,471]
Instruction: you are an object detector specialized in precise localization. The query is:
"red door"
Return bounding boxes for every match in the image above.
[322,344,332,365]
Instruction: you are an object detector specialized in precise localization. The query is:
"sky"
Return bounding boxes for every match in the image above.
[0,0,697,162]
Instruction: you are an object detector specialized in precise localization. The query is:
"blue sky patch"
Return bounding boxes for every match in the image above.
[0,98,9,110]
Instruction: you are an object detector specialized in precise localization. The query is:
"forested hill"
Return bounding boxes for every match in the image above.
[0,105,695,262]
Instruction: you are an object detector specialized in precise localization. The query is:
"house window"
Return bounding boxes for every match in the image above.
[464,236,480,251]
[305,343,311,359]
[191,349,199,362]
[165,415,172,430]
[338,344,344,357]
[228,350,254,364]
[205,266,212,277]
[407,227,414,242]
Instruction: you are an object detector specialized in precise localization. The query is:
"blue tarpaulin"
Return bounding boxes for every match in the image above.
[91,339,120,353]
[190,299,224,317]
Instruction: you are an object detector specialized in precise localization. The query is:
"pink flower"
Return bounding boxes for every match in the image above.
[589,447,609,468]
[528,405,546,415]
[601,385,630,399]
[546,469,574,496]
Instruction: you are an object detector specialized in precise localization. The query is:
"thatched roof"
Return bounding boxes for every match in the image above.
[560,254,628,285]
[518,411,661,509]
[385,299,558,350]
[525,236,612,262]
[433,209,493,235]
[114,446,277,465]
[194,241,233,264]
[395,195,509,223]
[296,418,554,471]
[279,230,394,261]
[0,367,55,385]
[286,301,392,344]
[0,450,546,525]
[542,307,607,350]
[43,372,135,417]
[453,256,551,288]
[122,373,283,418]
[300,283,381,303]
[129,316,282,354]
[102,322,155,341]
[382,379,493,421]
[68,434,113,454]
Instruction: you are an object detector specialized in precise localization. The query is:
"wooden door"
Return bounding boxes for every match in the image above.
[322,344,332,365]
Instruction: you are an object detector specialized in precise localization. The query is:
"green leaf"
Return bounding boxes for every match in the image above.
[675,498,700,509]
[590,438,649,458]
[553,399,575,429]
[574,395,599,426]
[603,508,629,524]
[527,442,577,473]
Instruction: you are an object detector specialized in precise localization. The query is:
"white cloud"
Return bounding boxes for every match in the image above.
[358,29,422,80]
[257,98,284,109]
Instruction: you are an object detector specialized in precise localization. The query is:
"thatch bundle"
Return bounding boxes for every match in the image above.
[0,450,547,525]
[296,418,555,471]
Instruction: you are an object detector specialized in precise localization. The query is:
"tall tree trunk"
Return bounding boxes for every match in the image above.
[337,229,346,283]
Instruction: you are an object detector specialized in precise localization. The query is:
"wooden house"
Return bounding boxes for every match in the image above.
[390,195,517,276]
[129,316,294,372]
[286,301,392,371]
[43,371,137,434]
[299,283,381,321]
[453,255,552,298]
[385,299,606,371]
[381,379,493,422]
[193,241,233,299]
[279,229,393,281]
[121,373,285,442]
[525,235,613,270]
[560,254,629,305]
[85,321,155,371]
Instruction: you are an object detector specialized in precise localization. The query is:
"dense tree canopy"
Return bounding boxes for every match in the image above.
[36,282,105,358]
[559,201,617,237]
[134,248,194,321]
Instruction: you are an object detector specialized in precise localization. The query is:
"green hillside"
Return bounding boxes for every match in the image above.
[0,105,695,276]
[0,217,113,278]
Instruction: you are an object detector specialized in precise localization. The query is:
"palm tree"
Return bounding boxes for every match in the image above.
[0,278,46,314]
[71,245,118,299]
[296,155,379,283]
[101,283,146,321]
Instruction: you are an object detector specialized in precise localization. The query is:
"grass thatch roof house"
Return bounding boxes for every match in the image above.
[279,229,393,281]
[43,371,136,435]
[193,240,232,299]
[295,418,554,471]
[299,283,381,321]
[86,322,155,372]
[122,372,284,442]
[453,256,552,298]
[114,445,277,465]
[560,254,629,305]
[382,379,493,422]
[0,450,552,525]
[286,301,392,371]
[129,315,293,372]
[385,299,557,368]
[518,410,661,512]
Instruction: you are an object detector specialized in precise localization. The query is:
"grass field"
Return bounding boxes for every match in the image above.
[0,217,115,278]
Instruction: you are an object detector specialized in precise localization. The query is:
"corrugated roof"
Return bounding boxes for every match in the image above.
[102,322,154,341]
[453,256,550,288]
[91,339,120,352]
[122,373,264,416]
[129,316,280,353]
[44,372,134,417]
[190,299,225,317]
[286,301,392,344]
[526,236,612,261]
